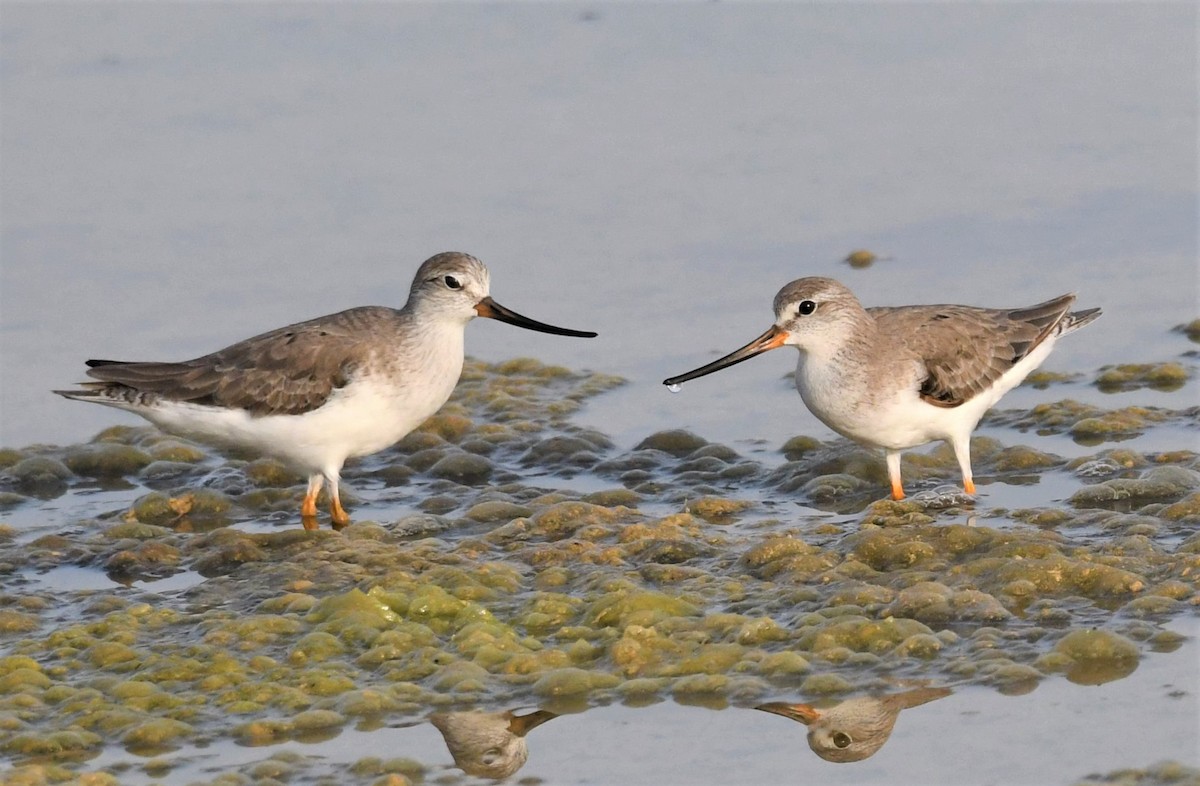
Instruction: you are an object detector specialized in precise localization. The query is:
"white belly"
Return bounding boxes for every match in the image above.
[793,335,1059,451]
[794,356,977,451]
[140,353,462,477]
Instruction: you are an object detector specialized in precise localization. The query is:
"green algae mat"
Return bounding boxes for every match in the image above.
[1,357,1197,785]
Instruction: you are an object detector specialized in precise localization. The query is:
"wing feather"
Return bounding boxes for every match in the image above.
[869,294,1075,407]
[82,308,391,416]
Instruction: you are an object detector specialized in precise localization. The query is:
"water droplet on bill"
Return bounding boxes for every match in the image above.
[667,383,682,394]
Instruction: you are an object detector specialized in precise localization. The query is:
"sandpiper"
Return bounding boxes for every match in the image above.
[431,709,558,779]
[56,252,597,526]
[756,687,952,762]
[663,277,1100,499]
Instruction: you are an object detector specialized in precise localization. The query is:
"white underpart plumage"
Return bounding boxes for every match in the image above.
[795,327,1063,492]
[91,320,466,503]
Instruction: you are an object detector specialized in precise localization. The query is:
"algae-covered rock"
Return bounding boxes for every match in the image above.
[1069,406,1169,443]
[121,718,195,749]
[3,729,103,756]
[147,440,208,463]
[138,460,200,481]
[798,673,854,695]
[0,447,24,469]
[684,496,752,522]
[892,633,943,659]
[742,537,819,568]
[885,582,955,623]
[634,430,708,457]
[291,709,346,731]
[190,531,268,575]
[1095,362,1190,393]
[290,632,347,664]
[757,651,811,676]
[1070,466,1200,507]
[675,643,746,675]
[530,501,625,539]
[62,443,152,478]
[390,514,452,537]
[588,590,700,629]
[417,413,474,442]
[984,662,1044,692]
[851,530,940,570]
[1023,369,1080,388]
[0,610,40,634]
[800,616,935,655]
[105,541,182,577]
[87,641,141,671]
[1160,491,1200,522]
[630,536,715,565]
[780,435,823,460]
[169,489,234,518]
[671,673,734,698]
[428,452,493,484]
[7,456,72,498]
[1046,628,1140,685]
[0,490,27,509]
[243,458,302,487]
[531,667,620,697]
[1120,595,1181,617]
[0,666,51,692]
[1177,318,1200,341]
[858,499,936,528]
[308,589,400,631]
[522,435,607,468]
[803,473,871,500]
[616,677,671,698]
[104,521,174,541]
[464,500,533,523]
[991,445,1062,472]
[582,488,643,508]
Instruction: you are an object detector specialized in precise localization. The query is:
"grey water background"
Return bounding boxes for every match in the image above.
[2,4,1195,452]
[1,4,1197,784]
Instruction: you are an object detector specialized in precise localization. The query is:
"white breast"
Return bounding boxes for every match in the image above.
[141,329,465,476]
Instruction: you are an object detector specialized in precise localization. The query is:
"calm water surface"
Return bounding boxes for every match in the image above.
[1,5,1197,785]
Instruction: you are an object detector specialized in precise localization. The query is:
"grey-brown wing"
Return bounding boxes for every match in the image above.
[871,294,1075,407]
[83,308,387,416]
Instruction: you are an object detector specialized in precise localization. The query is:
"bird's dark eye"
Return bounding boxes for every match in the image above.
[832,731,852,749]
[797,300,817,316]
[443,275,462,290]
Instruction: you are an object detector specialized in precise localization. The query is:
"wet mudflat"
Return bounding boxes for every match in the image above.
[2,5,1197,784]
[1,356,1197,785]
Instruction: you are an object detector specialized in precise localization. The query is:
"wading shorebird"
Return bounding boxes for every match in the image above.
[430,709,558,779]
[756,687,953,763]
[663,277,1100,500]
[56,252,597,526]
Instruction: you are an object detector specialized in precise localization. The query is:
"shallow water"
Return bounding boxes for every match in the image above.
[1,5,1198,786]
[1,4,1196,450]
[1,358,1197,785]
[85,621,1200,786]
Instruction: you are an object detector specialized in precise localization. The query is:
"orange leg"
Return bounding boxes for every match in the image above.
[329,480,350,528]
[951,437,977,496]
[886,450,905,500]
[302,475,322,518]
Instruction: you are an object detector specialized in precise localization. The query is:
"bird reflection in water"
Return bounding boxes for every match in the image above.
[430,708,558,779]
[756,686,952,762]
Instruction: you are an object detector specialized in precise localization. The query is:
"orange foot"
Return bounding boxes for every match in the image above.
[890,480,905,500]
[330,498,351,529]
[963,478,976,495]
